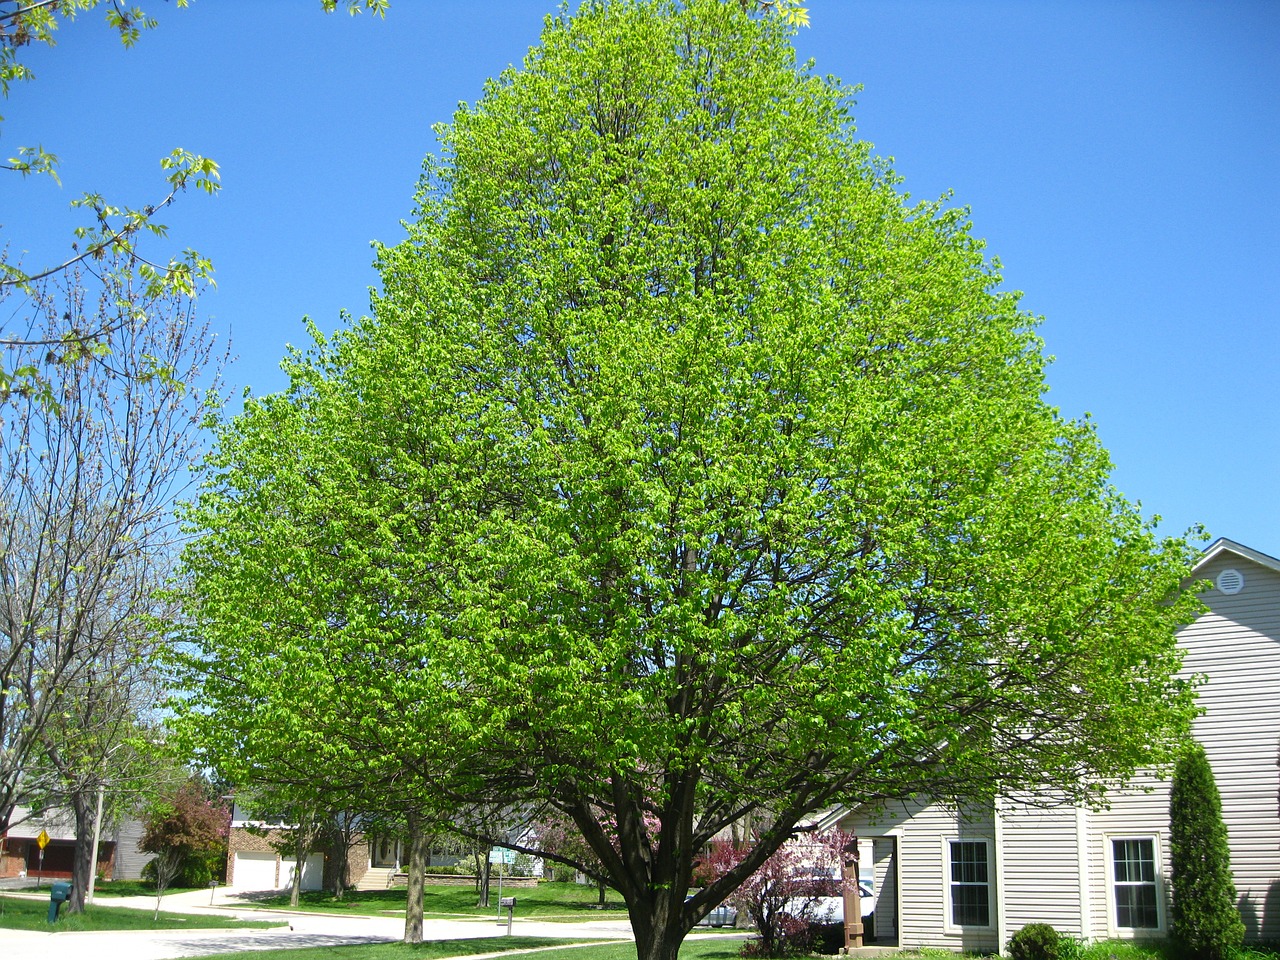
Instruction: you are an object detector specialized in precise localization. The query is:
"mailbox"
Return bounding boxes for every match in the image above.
[48,881,73,923]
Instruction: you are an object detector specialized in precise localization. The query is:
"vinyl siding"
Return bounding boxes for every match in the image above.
[1180,553,1280,941]
[998,794,1086,938]
[1083,772,1172,940]
[847,799,999,952]
[110,817,153,881]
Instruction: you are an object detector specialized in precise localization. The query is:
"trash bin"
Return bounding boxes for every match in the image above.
[48,881,73,923]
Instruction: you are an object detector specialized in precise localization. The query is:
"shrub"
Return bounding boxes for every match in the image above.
[1170,743,1245,960]
[740,914,815,958]
[1008,923,1069,960]
[424,863,471,877]
[140,843,225,889]
[808,921,847,954]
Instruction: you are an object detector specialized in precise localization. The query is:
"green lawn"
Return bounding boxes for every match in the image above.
[1071,941,1279,960]
[204,935,737,960]
[0,893,285,932]
[247,882,628,919]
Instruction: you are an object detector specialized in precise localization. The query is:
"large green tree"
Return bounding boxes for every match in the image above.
[176,3,1203,959]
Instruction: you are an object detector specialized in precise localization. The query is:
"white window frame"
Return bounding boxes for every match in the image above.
[1104,834,1166,937]
[942,836,995,933]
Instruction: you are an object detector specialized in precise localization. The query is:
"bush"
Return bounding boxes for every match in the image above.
[808,921,847,954]
[1170,744,1245,960]
[739,914,815,958]
[1008,923,1069,960]
[141,844,224,889]
[424,863,471,876]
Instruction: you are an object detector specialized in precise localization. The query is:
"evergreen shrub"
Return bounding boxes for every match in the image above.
[1170,743,1245,960]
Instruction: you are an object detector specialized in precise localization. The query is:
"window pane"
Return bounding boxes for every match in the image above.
[952,884,990,926]
[1115,883,1159,928]
[1113,839,1155,883]
[1112,839,1159,929]
[950,841,989,883]
[949,841,989,926]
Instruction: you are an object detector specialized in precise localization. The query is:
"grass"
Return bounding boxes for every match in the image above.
[0,892,286,933]
[246,882,629,919]
[1067,941,1280,960]
[202,935,739,960]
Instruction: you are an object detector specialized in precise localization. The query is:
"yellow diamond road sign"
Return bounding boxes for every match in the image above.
[37,829,50,850]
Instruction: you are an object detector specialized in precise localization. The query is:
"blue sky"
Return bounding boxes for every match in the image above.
[4,1,1277,557]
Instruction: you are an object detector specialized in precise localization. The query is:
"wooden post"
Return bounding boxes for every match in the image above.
[842,836,863,950]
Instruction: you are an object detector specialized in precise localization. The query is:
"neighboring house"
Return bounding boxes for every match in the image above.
[225,809,535,893]
[826,537,1280,951]
[225,808,411,892]
[224,806,331,893]
[0,805,150,881]
[110,814,153,881]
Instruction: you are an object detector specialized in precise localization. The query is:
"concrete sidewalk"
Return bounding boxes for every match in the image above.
[0,888,646,960]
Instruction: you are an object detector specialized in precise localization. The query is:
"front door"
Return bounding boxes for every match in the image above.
[372,835,400,868]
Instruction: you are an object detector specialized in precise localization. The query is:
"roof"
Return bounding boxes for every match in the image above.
[1194,538,1280,577]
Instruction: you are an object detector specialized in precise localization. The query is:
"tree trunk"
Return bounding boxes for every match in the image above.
[477,850,492,907]
[283,807,321,908]
[153,849,180,920]
[403,811,429,944]
[597,876,607,906]
[331,838,349,901]
[66,789,96,914]
[629,891,690,960]
[289,831,306,908]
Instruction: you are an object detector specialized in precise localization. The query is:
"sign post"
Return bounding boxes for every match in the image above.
[36,829,50,889]
[489,847,517,918]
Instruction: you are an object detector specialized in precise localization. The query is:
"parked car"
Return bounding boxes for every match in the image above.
[696,902,739,928]
[787,875,875,922]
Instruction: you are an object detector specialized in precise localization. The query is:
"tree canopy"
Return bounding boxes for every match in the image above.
[176,3,1203,959]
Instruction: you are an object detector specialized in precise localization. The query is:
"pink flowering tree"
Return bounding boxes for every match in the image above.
[697,830,854,957]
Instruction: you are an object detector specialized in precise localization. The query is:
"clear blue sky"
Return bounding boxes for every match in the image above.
[4,1,1277,557]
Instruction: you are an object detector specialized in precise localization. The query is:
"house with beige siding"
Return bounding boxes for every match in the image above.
[826,537,1280,951]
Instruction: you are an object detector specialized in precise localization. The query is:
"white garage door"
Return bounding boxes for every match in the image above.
[284,853,324,892]
[232,851,280,891]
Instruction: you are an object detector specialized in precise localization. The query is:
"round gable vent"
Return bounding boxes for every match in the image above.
[1216,568,1244,595]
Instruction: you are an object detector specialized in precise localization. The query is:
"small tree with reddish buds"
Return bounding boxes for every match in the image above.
[699,830,853,957]
[139,781,229,918]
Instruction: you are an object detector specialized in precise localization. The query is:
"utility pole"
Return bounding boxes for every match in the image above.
[86,782,106,903]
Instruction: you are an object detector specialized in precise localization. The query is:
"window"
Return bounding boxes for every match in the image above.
[948,839,991,927]
[1111,838,1160,929]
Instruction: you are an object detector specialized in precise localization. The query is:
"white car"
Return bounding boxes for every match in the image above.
[787,877,875,922]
